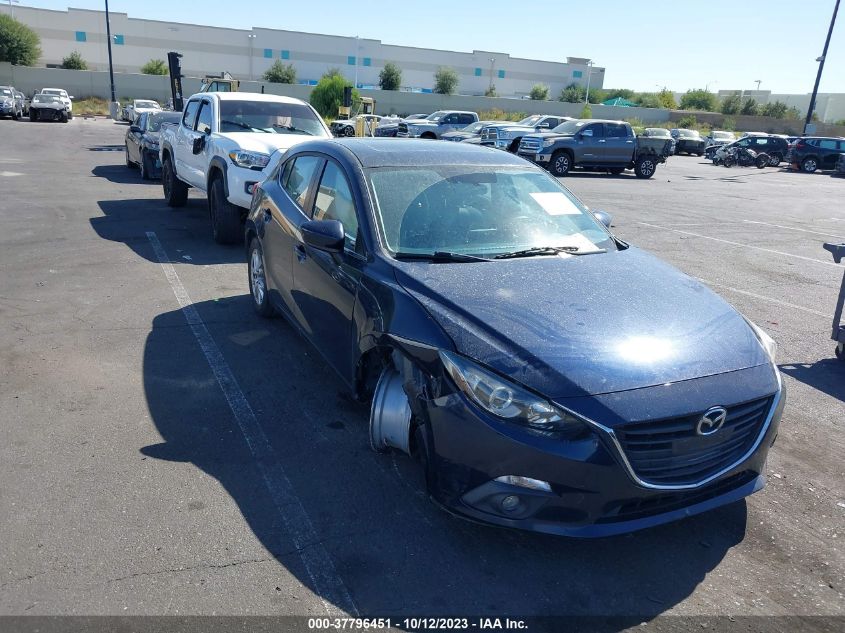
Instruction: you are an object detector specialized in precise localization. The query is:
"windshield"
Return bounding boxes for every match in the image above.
[367,166,615,257]
[218,100,327,136]
[426,111,446,122]
[42,89,65,97]
[712,131,734,139]
[146,112,182,132]
[517,115,544,126]
[135,100,159,109]
[460,121,487,133]
[678,129,700,138]
[33,95,60,104]
[0,88,11,97]
[644,128,670,137]
[551,119,589,134]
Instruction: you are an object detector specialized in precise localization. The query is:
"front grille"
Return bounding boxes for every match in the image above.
[615,396,773,486]
[519,138,541,152]
[397,122,408,136]
[481,128,498,142]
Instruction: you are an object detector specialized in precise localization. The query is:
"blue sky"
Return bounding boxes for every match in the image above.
[17,0,845,94]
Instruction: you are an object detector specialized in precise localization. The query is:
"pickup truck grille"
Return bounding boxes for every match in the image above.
[481,128,498,142]
[519,137,542,153]
[615,396,773,486]
[397,122,409,137]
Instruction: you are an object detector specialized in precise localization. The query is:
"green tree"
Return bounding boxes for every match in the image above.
[484,84,498,97]
[61,50,87,70]
[0,14,41,66]
[378,62,402,91]
[559,83,584,103]
[761,101,788,119]
[785,106,802,120]
[657,88,677,109]
[529,83,550,100]
[634,92,661,108]
[604,88,635,100]
[140,58,168,75]
[720,92,742,115]
[263,60,296,83]
[587,88,606,104]
[740,97,759,116]
[677,114,698,128]
[679,89,718,111]
[722,117,736,131]
[309,70,358,118]
[433,67,458,95]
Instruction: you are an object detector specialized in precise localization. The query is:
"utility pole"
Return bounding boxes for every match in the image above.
[488,57,495,93]
[104,0,118,119]
[247,33,256,80]
[353,36,360,89]
[755,79,762,92]
[805,0,840,133]
[584,60,594,104]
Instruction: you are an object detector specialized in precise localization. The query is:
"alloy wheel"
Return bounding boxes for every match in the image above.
[250,248,266,307]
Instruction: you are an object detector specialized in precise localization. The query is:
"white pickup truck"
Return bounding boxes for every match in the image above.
[159,92,331,244]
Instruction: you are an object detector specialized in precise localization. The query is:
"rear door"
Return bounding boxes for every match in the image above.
[603,122,635,163]
[818,139,841,169]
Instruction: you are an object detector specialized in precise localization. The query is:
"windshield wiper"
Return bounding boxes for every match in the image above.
[272,124,314,135]
[494,245,592,259]
[220,119,265,132]
[393,251,491,263]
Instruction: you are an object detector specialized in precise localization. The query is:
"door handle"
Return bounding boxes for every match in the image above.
[295,243,307,263]
[626,140,634,143]
[598,139,606,143]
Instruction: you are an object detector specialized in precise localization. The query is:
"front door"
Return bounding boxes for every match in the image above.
[292,159,363,382]
[579,123,605,162]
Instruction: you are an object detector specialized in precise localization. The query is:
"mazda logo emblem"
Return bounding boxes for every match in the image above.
[696,407,727,436]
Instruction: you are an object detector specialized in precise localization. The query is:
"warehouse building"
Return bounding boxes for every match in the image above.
[5,5,605,98]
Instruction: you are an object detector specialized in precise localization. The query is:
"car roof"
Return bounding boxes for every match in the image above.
[187,91,308,105]
[290,138,535,168]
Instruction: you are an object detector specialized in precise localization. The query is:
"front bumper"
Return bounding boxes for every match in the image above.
[420,364,783,537]
[0,103,15,115]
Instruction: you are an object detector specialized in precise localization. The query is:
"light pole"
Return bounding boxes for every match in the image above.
[247,33,256,81]
[705,80,718,93]
[6,0,20,17]
[104,0,118,118]
[584,60,594,104]
[488,57,496,93]
[755,79,761,93]
[353,35,360,88]
[805,0,840,133]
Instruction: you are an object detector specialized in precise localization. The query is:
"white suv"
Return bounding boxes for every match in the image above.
[159,92,330,244]
[39,88,73,119]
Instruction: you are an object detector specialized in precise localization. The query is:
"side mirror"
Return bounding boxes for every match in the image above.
[69,96,75,100]
[593,210,613,229]
[580,128,593,138]
[301,219,345,253]
[192,136,205,154]
[129,125,141,133]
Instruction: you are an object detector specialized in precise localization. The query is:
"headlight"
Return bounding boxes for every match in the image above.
[745,319,778,362]
[542,139,557,147]
[439,351,584,436]
[498,131,511,139]
[228,150,271,170]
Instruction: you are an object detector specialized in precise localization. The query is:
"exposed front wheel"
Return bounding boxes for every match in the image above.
[162,156,188,207]
[209,177,242,245]
[248,238,275,317]
[634,156,657,179]
[550,151,572,176]
[369,366,412,454]
[755,154,769,169]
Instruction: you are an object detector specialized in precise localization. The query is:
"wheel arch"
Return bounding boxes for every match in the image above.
[207,156,230,198]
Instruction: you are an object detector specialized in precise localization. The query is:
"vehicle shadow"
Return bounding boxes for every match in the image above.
[91,164,158,186]
[779,359,845,402]
[90,198,245,266]
[140,294,747,623]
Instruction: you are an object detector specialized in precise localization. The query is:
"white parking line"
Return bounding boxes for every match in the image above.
[696,278,833,319]
[742,220,845,239]
[638,221,840,267]
[146,231,358,617]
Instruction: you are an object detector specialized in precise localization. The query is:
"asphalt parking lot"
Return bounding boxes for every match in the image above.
[0,117,843,626]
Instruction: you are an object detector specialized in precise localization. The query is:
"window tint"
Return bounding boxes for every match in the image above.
[754,138,768,146]
[196,100,213,134]
[182,100,200,129]
[312,161,359,248]
[585,123,604,138]
[458,113,475,125]
[605,123,627,138]
[283,155,322,209]
[819,139,838,150]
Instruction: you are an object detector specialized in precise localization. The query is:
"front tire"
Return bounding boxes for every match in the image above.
[801,157,818,173]
[248,238,274,317]
[162,155,188,207]
[209,177,241,245]
[550,151,572,176]
[139,151,152,180]
[769,152,782,166]
[634,155,657,179]
[30,110,37,122]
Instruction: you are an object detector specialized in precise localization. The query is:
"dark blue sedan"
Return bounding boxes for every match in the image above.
[244,139,784,537]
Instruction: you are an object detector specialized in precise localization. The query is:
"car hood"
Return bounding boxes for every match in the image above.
[33,102,64,109]
[441,131,474,139]
[524,132,575,142]
[406,120,439,128]
[219,132,324,155]
[392,247,769,399]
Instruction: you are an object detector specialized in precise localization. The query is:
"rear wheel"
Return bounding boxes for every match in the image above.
[209,177,241,244]
[248,238,275,317]
[550,151,572,176]
[162,155,188,207]
[801,157,818,173]
[634,155,657,179]
[769,152,782,166]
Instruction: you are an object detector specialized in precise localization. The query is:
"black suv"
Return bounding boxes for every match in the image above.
[731,135,790,166]
[787,137,845,173]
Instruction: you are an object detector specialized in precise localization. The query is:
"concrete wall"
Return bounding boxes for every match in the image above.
[2,5,604,98]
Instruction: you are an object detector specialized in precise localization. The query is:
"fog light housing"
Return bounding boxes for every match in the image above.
[495,475,552,492]
[501,495,521,512]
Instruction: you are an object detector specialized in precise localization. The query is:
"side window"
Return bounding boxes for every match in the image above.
[195,100,213,134]
[283,155,322,209]
[312,161,359,250]
[819,139,837,150]
[585,124,604,138]
[442,114,457,124]
[458,113,475,125]
[605,123,627,138]
[755,138,768,146]
[737,139,749,147]
[136,113,146,130]
[280,159,294,189]
[182,100,200,129]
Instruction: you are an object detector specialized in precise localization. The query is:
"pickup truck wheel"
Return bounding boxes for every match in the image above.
[209,177,241,245]
[162,156,188,208]
[634,156,657,179]
[550,151,572,176]
[248,238,275,317]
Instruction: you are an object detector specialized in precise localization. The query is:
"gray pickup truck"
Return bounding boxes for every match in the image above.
[397,110,478,139]
[479,114,573,152]
[518,119,672,178]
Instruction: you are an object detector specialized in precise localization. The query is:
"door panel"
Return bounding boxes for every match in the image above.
[603,122,634,162]
[579,123,605,161]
